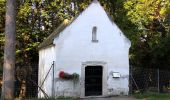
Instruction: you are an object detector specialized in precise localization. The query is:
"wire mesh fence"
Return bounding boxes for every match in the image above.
[0,64,38,99]
[15,64,38,98]
[0,65,170,99]
[130,66,170,94]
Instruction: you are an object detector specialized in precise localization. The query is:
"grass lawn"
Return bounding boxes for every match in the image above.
[133,92,170,100]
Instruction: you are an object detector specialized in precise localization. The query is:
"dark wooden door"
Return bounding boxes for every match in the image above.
[85,66,102,96]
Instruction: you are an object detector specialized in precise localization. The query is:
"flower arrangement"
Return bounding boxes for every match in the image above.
[59,71,79,81]
[59,71,65,78]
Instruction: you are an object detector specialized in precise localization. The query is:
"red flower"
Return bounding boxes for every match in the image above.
[59,71,65,78]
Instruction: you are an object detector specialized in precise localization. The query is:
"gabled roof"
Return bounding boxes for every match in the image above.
[38,0,130,49]
[38,19,73,49]
[38,1,98,49]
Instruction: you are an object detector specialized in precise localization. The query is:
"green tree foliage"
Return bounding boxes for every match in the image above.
[0,0,5,72]
[124,0,170,26]
[0,0,169,69]
[124,0,170,69]
[1,0,128,65]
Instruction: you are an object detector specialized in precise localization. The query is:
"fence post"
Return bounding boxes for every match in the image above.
[129,65,132,94]
[52,61,55,97]
[157,68,160,93]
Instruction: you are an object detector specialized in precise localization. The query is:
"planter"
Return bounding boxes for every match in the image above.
[59,71,79,81]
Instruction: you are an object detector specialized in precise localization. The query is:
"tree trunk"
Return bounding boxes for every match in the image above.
[19,80,26,100]
[1,0,16,99]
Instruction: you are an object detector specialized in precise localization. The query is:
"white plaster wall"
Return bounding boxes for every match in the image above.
[38,46,56,98]
[52,2,131,97]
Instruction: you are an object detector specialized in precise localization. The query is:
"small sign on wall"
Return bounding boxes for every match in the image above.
[112,72,121,78]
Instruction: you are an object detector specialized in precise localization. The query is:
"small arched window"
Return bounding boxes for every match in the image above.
[92,26,98,42]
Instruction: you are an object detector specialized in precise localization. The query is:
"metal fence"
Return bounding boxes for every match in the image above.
[130,66,170,93]
[15,64,38,98]
[0,64,38,98]
[1,65,170,98]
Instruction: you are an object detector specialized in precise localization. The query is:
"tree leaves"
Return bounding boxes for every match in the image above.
[0,0,169,69]
[124,0,170,69]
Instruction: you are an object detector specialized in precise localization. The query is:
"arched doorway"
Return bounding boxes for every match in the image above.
[85,66,103,96]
